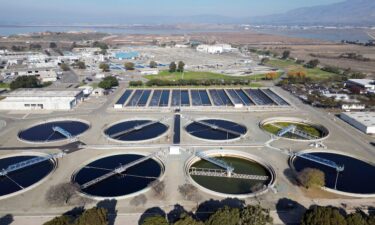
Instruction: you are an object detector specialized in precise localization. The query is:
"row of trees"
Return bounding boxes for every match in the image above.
[169,61,185,73]
[130,79,252,87]
[43,207,108,225]
[142,205,273,225]
[302,205,375,225]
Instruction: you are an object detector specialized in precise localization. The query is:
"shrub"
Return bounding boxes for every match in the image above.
[297,168,325,189]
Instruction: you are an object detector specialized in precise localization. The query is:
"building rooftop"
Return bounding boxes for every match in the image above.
[341,111,375,127]
[348,79,375,87]
[3,89,82,98]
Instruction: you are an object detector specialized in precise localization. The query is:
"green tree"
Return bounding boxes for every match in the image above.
[75,207,108,225]
[75,61,86,69]
[169,62,177,72]
[49,42,57,48]
[174,214,203,225]
[205,206,240,225]
[125,62,135,70]
[99,63,110,72]
[346,212,368,225]
[177,61,185,72]
[282,50,290,59]
[301,206,347,225]
[92,41,109,51]
[60,63,70,71]
[260,58,269,65]
[150,61,158,68]
[304,59,320,68]
[297,168,325,189]
[43,215,73,225]
[10,76,41,90]
[239,205,273,225]
[98,76,119,89]
[142,215,169,225]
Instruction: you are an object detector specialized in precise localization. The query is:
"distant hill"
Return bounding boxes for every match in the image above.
[250,0,375,26]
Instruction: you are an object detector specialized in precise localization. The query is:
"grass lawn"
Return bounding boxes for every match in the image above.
[129,82,264,89]
[0,83,10,89]
[144,70,268,81]
[266,59,336,80]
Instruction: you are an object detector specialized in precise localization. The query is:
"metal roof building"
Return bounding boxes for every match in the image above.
[340,111,375,134]
[0,89,83,110]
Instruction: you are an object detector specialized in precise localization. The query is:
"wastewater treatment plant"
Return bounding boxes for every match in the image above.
[0,87,374,217]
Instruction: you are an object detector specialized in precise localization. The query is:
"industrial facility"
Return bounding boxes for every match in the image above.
[0,89,84,110]
[340,111,375,134]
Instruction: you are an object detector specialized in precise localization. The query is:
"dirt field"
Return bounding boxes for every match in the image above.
[257,44,375,77]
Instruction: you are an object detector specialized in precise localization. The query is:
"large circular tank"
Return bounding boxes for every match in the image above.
[73,153,164,199]
[0,153,56,199]
[104,120,169,142]
[260,117,328,141]
[185,150,275,198]
[185,119,247,141]
[18,119,89,143]
[292,150,375,197]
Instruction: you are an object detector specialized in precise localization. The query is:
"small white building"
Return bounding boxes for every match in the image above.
[341,104,366,111]
[0,89,84,110]
[323,93,351,102]
[196,44,234,54]
[141,69,159,75]
[340,112,375,134]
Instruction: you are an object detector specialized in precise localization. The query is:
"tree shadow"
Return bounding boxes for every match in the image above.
[97,199,117,225]
[368,206,375,216]
[63,206,85,217]
[195,198,245,221]
[283,168,299,186]
[0,214,13,225]
[167,204,192,223]
[276,198,306,225]
[138,207,166,225]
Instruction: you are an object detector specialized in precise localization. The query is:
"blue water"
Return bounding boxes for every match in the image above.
[105,120,168,141]
[0,156,54,196]
[74,154,162,197]
[18,120,89,142]
[294,152,375,194]
[186,119,247,141]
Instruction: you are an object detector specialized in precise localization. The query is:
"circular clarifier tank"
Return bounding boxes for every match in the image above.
[261,117,328,141]
[18,119,89,143]
[292,151,375,196]
[185,119,247,141]
[73,154,164,199]
[0,153,55,199]
[104,120,169,142]
[186,150,275,198]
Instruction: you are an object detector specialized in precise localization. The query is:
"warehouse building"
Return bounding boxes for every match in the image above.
[0,89,84,110]
[340,111,375,134]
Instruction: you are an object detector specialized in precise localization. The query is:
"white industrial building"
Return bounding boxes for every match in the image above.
[1,67,58,82]
[340,112,375,134]
[0,89,84,110]
[196,44,234,54]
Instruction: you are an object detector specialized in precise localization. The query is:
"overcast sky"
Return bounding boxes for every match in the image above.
[0,0,344,24]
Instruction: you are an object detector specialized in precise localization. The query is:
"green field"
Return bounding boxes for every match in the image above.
[144,70,269,81]
[0,83,10,89]
[266,59,336,80]
[262,122,323,138]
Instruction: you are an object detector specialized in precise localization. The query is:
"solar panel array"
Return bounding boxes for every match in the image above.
[114,88,289,108]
